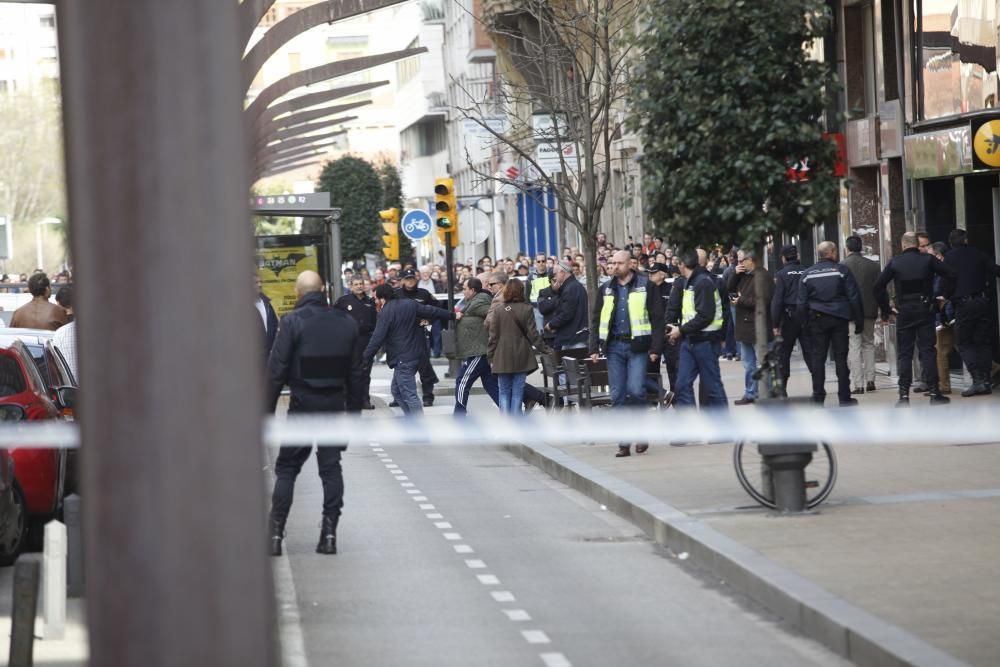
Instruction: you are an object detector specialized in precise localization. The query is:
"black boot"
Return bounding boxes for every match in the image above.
[269,516,285,557]
[961,372,990,397]
[895,389,909,407]
[927,385,950,405]
[316,515,338,555]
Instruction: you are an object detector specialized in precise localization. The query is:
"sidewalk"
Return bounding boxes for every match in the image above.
[503,353,1000,667]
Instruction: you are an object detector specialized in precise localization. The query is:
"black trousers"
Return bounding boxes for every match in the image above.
[778,315,812,387]
[270,391,346,521]
[896,306,937,391]
[417,339,439,400]
[663,340,679,391]
[806,313,851,404]
[358,335,373,402]
[955,297,993,377]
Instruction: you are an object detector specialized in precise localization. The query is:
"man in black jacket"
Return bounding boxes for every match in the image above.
[645,262,676,400]
[796,241,863,406]
[944,228,1000,395]
[335,276,378,409]
[396,268,444,406]
[770,244,811,393]
[545,260,589,355]
[266,271,366,557]
[255,272,279,365]
[365,284,456,414]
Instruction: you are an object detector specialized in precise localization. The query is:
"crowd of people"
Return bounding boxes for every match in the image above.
[259,228,1000,553]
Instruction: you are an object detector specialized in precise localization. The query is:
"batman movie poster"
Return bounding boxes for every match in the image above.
[255,235,328,317]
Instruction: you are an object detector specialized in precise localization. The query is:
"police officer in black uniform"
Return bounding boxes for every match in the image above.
[796,241,863,406]
[770,243,812,394]
[944,228,1000,396]
[267,270,365,557]
[396,268,442,407]
[335,276,377,409]
[874,232,956,406]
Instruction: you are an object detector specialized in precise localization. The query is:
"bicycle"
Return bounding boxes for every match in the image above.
[732,337,838,510]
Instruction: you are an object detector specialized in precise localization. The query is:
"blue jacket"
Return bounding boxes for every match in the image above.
[545,274,589,349]
[363,297,454,368]
[796,259,863,328]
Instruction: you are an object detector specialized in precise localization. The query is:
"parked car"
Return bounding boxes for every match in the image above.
[0,405,28,565]
[0,329,79,494]
[0,339,69,555]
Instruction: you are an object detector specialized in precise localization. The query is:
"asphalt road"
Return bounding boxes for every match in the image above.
[272,426,852,667]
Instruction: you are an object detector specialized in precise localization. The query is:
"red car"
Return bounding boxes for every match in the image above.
[0,340,69,563]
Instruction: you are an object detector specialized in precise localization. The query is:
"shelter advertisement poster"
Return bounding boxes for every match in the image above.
[255,235,327,317]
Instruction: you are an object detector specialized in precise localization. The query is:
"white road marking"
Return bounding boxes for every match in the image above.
[465,559,486,569]
[434,522,453,529]
[413,496,429,501]
[491,591,516,602]
[502,609,531,622]
[395,476,409,481]
[381,458,393,463]
[419,503,435,510]
[426,513,443,519]
[400,482,414,487]
[406,490,421,495]
[540,652,572,667]
[454,545,474,554]
[522,630,551,644]
[476,574,500,585]
[385,464,399,469]
[442,533,461,541]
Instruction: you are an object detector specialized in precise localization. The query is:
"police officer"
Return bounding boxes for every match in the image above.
[529,253,551,333]
[335,276,378,409]
[267,270,365,557]
[770,244,811,394]
[396,268,443,407]
[944,228,1000,396]
[796,241,863,406]
[873,232,955,406]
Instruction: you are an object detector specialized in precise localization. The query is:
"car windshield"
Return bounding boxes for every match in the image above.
[0,355,26,398]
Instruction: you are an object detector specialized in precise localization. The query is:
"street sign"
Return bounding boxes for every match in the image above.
[461,116,508,137]
[536,142,578,175]
[531,112,569,143]
[401,209,432,240]
[250,192,332,213]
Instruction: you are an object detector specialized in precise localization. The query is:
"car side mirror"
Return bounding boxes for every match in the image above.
[55,386,78,411]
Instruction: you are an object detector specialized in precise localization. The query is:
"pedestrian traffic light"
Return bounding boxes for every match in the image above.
[434,177,459,247]
[380,208,400,261]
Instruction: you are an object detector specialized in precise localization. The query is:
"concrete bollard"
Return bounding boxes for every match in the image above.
[9,559,40,667]
[758,444,817,512]
[43,520,66,640]
[64,494,84,598]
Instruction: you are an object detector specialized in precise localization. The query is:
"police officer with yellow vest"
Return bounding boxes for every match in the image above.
[666,250,727,408]
[529,253,551,332]
[590,249,664,457]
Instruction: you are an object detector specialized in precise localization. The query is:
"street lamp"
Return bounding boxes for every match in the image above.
[36,217,61,272]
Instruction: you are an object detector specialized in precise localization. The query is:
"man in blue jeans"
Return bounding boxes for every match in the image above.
[667,250,728,409]
[590,250,664,457]
[363,284,457,415]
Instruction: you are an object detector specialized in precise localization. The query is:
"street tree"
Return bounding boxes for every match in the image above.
[376,160,414,264]
[307,155,382,261]
[631,0,840,358]
[454,0,640,302]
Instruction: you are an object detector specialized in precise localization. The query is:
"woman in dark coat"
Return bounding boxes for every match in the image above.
[487,279,552,414]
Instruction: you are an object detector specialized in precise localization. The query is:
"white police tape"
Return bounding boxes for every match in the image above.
[0,404,996,449]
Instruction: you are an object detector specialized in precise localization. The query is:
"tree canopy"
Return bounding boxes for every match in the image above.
[306,155,382,260]
[630,0,840,248]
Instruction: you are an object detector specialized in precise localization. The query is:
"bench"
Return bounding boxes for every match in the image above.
[563,356,612,409]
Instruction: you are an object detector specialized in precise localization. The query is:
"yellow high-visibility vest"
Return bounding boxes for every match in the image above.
[529,276,550,303]
[598,284,652,340]
[682,275,723,331]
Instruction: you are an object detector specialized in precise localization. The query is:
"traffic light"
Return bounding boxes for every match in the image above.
[379,208,400,261]
[434,177,459,247]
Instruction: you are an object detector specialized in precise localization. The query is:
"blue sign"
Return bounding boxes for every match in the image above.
[401,209,433,240]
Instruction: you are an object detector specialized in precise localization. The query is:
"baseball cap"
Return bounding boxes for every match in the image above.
[400,268,417,279]
[648,262,671,274]
[780,244,798,259]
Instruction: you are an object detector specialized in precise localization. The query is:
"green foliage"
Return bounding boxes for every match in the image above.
[251,181,297,235]
[376,160,414,264]
[630,0,840,248]
[308,156,382,259]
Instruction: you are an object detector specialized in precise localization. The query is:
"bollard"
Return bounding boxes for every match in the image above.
[43,520,66,640]
[10,559,40,667]
[758,444,816,512]
[64,494,84,598]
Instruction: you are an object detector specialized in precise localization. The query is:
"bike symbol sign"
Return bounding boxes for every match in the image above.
[401,209,433,240]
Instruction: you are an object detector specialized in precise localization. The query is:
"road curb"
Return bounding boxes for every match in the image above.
[504,441,971,667]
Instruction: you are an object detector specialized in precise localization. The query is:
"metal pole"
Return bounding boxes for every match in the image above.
[329,216,343,300]
[9,560,39,667]
[445,231,455,312]
[35,222,43,271]
[55,1,276,665]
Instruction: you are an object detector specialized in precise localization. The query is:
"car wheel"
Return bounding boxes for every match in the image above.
[0,480,27,566]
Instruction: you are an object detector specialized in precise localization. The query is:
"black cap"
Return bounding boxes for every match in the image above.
[400,268,417,279]
[648,262,671,274]
[780,244,798,259]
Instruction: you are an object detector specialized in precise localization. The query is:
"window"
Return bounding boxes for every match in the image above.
[0,356,26,398]
[39,14,56,29]
[395,39,420,88]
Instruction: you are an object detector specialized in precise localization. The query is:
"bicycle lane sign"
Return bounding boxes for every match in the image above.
[401,209,433,241]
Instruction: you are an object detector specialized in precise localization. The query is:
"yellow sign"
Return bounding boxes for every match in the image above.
[973,119,1000,168]
[256,245,319,317]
